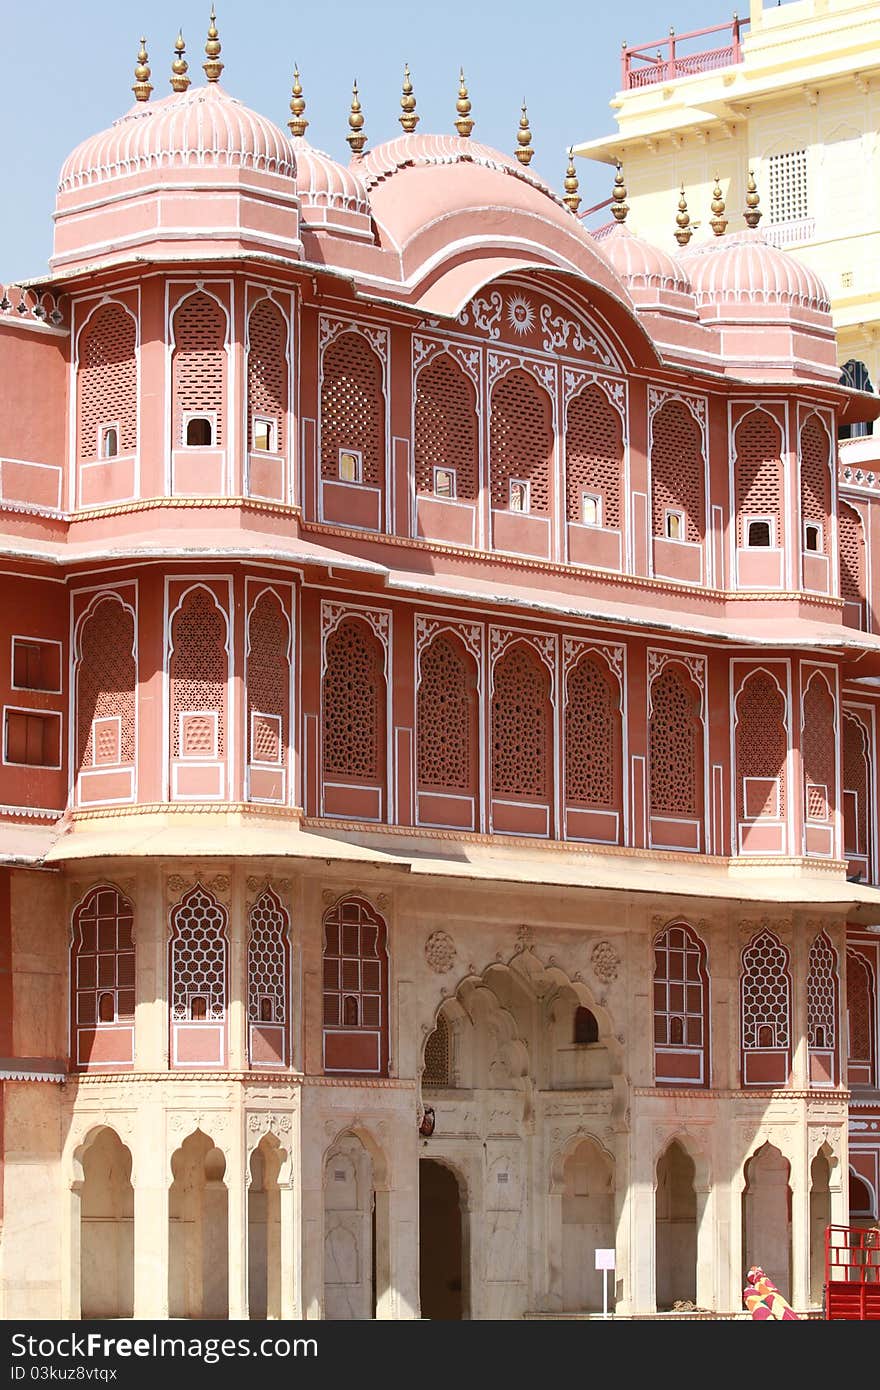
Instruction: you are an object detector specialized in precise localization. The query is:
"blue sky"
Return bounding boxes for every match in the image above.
[1,0,738,279]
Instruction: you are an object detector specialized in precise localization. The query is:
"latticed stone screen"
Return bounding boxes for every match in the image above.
[653,923,707,1049]
[807,932,837,1049]
[491,644,551,799]
[843,713,871,855]
[322,896,386,1029]
[564,656,618,808]
[735,671,787,818]
[741,931,790,1049]
[77,304,137,460]
[414,355,478,500]
[321,332,385,485]
[651,400,703,543]
[170,886,227,1022]
[423,1014,450,1086]
[247,299,287,451]
[839,502,866,604]
[247,888,289,1024]
[76,598,135,769]
[170,588,227,759]
[171,292,226,445]
[800,417,829,538]
[802,675,835,821]
[847,950,875,1064]
[247,592,289,766]
[73,886,135,1028]
[322,619,385,781]
[649,666,702,817]
[489,370,552,513]
[734,413,784,547]
[565,385,622,527]
[417,635,476,793]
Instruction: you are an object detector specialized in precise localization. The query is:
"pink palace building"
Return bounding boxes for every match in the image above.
[1,14,880,1321]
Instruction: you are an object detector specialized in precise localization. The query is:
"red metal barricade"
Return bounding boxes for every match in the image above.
[825,1225,880,1319]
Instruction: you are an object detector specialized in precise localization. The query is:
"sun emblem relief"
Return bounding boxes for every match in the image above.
[506,294,534,337]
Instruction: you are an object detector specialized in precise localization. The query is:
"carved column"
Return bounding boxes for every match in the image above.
[133,1099,169,1317]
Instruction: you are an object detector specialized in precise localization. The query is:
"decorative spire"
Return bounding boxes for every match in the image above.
[610,162,628,222]
[203,6,223,83]
[709,174,728,236]
[132,38,153,102]
[170,31,190,92]
[347,80,367,155]
[563,148,580,213]
[674,184,692,246]
[515,101,533,166]
[288,65,308,137]
[399,63,419,133]
[455,67,474,138]
[744,168,762,228]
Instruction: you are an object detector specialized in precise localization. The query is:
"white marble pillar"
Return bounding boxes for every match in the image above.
[279,1178,299,1318]
[132,1104,169,1318]
[226,1116,249,1320]
[60,1182,82,1320]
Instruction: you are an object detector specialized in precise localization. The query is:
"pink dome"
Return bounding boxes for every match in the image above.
[359,132,567,210]
[599,222,696,316]
[59,83,294,191]
[687,230,830,312]
[290,137,372,236]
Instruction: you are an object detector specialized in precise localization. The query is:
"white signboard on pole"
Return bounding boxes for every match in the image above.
[595,1248,615,1318]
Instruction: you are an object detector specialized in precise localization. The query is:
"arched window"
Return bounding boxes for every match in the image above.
[321,332,385,488]
[77,303,137,462]
[802,674,836,828]
[651,399,704,543]
[169,587,228,799]
[648,664,704,829]
[322,895,388,1076]
[847,949,876,1087]
[417,634,479,815]
[75,595,136,801]
[838,360,873,441]
[843,712,872,867]
[490,370,552,515]
[741,929,791,1086]
[246,590,290,803]
[322,618,386,789]
[839,502,866,621]
[171,292,227,449]
[247,886,290,1067]
[414,354,478,502]
[800,417,831,556]
[247,299,287,454]
[169,884,228,1068]
[807,931,838,1086]
[71,885,135,1069]
[491,642,552,803]
[735,671,788,826]
[653,922,709,1086]
[573,1006,599,1046]
[734,412,784,549]
[423,1015,450,1087]
[565,384,622,529]
[564,654,621,837]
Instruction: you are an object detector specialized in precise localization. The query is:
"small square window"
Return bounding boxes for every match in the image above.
[747,518,773,548]
[509,480,530,513]
[582,492,602,527]
[804,522,821,553]
[99,425,119,459]
[12,638,60,692]
[339,449,362,483]
[252,418,274,452]
[185,415,214,447]
[665,509,684,541]
[434,467,456,499]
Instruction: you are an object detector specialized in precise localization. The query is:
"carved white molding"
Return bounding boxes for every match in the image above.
[539,302,613,365]
[413,336,481,388]
[562,636,624,697]
[457,291,503,340]
[415,615,483,682]
[321,600,391,679]
[489,626,556,698]
[646,649,707,718]
[318,314,389,373]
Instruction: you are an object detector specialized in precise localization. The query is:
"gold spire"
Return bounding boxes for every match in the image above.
[674,184,693,246]
[132,38,153,102]
[455,67,474,138]
[170,31,190,92]
[710,174,728,237]
[563,148,581,214]
[288,65,308,137]
[347,80,367,155]
[515,101,533,166]
[399,63,419,133]
[744,168,762,228]
[610,162,628,222]
[203,6,223,83]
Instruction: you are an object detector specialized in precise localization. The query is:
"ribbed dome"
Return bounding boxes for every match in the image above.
[359,132,566,208]
[59,83,294,191]
[687,230,830,311]
[600,222,695,311]
[290,137,371,234]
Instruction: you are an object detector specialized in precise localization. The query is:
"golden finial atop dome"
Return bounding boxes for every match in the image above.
[203,6,223,83]
[674,183,693,246]
[170,31,190,92]
[515,101,533,165]
[347,80,367,155]
[288,65,308,137]
[455,67,474,138]
[611,162,628,223]
[399,63,419,133]
[132,37,153,102]
[563,148,581,214]
[744,168,762,228]
[710,174,728,236]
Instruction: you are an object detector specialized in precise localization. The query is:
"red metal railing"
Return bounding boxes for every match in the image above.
[621,16,748,91]
[825,1225,880,1319]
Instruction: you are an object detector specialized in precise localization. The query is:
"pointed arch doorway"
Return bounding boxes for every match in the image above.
[419,1158,467,1319]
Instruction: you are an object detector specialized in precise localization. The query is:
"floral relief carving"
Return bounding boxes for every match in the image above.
[457,291,503,340]
[415,615,482,667]
[646,650,706,716]
[562,636,624,685]
[591,941,621,983]
[539,304,613,365]
[425,930,456,974]
[648,385,707,440]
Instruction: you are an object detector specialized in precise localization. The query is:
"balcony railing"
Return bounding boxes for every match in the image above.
[762,217,816,248]
[622,16,748,92]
